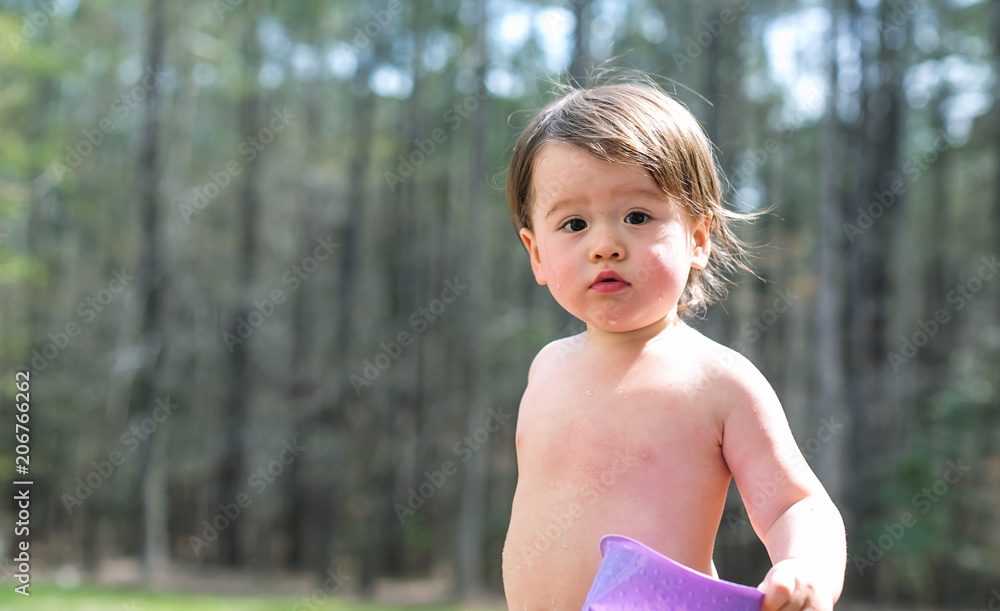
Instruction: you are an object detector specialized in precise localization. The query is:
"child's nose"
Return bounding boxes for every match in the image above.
[589,226,626,261]
[593,248,621,260]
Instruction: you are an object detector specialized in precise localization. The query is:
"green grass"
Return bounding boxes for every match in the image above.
[0,584,462,610]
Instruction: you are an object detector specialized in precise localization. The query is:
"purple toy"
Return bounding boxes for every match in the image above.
[581,534,764,610]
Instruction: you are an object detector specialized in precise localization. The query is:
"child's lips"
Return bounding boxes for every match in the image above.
[590,269,630,292]
[590,281,629,293]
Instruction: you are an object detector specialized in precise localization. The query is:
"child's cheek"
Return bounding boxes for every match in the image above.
[545,255,577,290]
[637,248,669,281]
[641,248,686,294]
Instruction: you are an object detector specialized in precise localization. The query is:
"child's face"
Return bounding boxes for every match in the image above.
[519,142,711,333]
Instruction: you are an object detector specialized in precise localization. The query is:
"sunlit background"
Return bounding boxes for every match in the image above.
[1,0,999,608]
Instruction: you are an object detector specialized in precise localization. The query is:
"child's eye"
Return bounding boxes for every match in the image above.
[560,218,588,232]
[624,211,650,225]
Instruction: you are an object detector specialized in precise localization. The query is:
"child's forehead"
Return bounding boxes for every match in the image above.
[534,142,648,180]
[531,142,662,198]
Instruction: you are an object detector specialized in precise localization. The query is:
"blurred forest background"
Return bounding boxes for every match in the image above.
[0,0,999,607]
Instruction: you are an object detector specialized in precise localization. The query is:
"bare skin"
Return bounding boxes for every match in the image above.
[501,143,845,610]
[503,324,730,610]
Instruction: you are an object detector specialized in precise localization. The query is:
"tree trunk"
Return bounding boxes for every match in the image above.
[994,0,1000,306]
[814,0,845,506]
[144,426,170,579]
[703,0,723,150]
[915,85,951,417]
[328,36,377,591]
[702,0,734,346]
[454,0,490,598]
[284,69,324,571]
[125,0,169,579]
[217,23,262,567]
[569,0,591,86]
[845,0,905,598]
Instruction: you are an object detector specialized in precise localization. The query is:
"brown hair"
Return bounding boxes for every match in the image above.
[505,75,757,318]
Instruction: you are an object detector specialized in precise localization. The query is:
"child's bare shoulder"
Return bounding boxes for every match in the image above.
[524,332,584,383]
[674,326,779,410]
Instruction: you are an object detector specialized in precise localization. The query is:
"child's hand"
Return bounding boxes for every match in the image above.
[757,558,835,611]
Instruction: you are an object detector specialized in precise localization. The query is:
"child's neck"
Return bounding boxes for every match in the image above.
[584,311,686,349]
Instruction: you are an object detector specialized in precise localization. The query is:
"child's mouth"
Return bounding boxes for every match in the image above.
[590,279,630,293]
[590,270,630,293]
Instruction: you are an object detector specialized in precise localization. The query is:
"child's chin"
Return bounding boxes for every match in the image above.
[587,318,634,332]
[587,313,681,335]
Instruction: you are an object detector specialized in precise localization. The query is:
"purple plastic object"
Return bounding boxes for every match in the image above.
[581,534,764,610]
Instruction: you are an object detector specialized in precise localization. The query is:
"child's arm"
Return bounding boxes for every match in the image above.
[754,495,846,609]
[717,352,846,611]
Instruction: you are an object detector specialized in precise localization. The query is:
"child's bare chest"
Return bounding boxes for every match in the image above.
[514,348,722,487]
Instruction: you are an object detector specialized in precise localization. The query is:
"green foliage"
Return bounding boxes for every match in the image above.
[0,583,466,610]
[2,0,998,604]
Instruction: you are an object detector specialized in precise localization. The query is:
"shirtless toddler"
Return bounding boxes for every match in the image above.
[501,79,846,610]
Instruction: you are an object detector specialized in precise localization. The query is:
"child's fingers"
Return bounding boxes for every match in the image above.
[758,565,798,611]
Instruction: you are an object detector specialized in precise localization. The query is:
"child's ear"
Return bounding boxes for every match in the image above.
[690,213,712,270]
[519,227,547,285]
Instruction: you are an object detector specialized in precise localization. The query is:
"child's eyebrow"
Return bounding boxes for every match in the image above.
[543,187,666,219]
[543,200,573,219]
[618,186,667,201]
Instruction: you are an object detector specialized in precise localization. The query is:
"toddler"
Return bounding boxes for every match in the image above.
[500,78,846,610]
